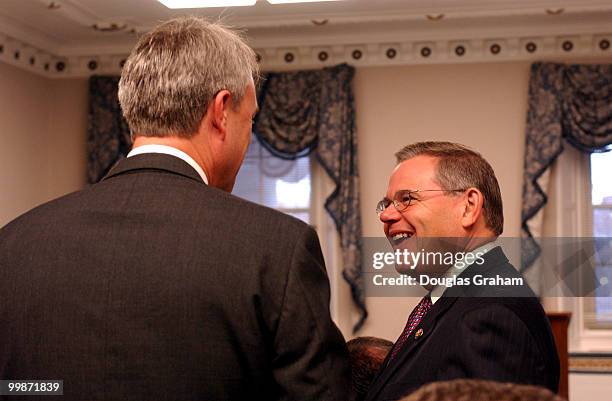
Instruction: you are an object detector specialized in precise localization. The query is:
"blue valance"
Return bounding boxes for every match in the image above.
[521,62,612,271]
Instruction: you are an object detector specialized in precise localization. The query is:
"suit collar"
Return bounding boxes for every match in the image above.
[365,246,511,401]
[430,241,499,304]
[365,295,457,401]
[102,153,206,184]
[442,246,507,296]
[127,144,208,184]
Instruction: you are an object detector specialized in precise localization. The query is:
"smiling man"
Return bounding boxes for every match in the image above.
[0,17,349,401]
[365,142,559,401]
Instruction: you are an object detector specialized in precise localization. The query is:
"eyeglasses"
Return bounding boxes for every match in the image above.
[376,189,466,216]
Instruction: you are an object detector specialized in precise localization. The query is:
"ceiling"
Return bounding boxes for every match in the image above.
[2,0,612,55]
[1,0,611,76]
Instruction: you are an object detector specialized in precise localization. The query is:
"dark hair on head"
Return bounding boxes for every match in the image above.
[395,141,504,236]
[347,337,394,401]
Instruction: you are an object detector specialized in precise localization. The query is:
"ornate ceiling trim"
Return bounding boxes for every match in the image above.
[1,12,611,78]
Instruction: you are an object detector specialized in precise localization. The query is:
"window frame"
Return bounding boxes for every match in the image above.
[234,134,314,223]
[583,153,612,330]
[233,140,348,328]
[545,146,612,351]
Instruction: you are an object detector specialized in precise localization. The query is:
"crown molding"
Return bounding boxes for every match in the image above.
[1,10,611,78]
[0,34,59,77]
[231,2,612,29]
[0,13,62,55]
[255,34,612,71]
[3,33,608,79]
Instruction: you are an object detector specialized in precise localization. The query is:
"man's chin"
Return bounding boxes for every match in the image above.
[395,266,442,278]
[394,264,416,276]
[388,235,418,253]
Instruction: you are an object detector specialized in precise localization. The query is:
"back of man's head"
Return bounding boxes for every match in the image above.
[347,336,394,401]
[118,17,259,138]
[400,379,565,401]
[395,141,504,236]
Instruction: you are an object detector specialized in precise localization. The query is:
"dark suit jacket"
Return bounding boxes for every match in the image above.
[364,247,560,401]
[0,154,350,401]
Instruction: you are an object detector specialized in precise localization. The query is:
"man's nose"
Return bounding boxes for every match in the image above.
[379,202,401,224]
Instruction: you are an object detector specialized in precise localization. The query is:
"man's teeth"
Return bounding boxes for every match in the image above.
[392,233,412,241]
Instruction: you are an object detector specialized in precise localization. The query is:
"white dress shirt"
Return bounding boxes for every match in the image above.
[127,144,208,184]
[430,240,498,304]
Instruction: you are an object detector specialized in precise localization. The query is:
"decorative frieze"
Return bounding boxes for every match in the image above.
[1,27,611,78]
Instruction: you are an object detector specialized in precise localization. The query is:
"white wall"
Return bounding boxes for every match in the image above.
[0,63,53,225]
[0,62,87,227]
[46,78,88,199]
[570,374,612,401]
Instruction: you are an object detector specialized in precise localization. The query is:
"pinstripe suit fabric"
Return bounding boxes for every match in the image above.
[365,247,560,401]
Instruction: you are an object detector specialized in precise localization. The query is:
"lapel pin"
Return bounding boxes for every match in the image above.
[415,328,424,338]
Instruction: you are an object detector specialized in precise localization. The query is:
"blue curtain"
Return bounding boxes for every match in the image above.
[87,76,131,184]
[255,64,366,332]
[88,64,367,332]
[521,62,612,271]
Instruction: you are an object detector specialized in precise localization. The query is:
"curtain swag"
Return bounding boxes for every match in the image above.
[521,62,612,271]
[254,63,367,332]
[87,76,132,184]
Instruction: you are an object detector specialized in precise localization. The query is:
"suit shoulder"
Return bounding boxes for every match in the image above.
[462,297,542,318]
[462,294,545,320]
[206,185,313,233]
[459,296,552,346]
[466,256,537,298]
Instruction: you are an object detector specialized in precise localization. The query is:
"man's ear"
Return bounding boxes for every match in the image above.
[210,89,232,137]
[460,187,485,229]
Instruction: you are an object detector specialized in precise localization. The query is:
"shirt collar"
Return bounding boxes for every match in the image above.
[430,240,498,304]
[127,144,208,184]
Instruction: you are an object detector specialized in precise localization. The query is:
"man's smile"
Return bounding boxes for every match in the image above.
[388,231,415,246]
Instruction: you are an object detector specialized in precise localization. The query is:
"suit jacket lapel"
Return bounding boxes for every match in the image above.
[102,153,206,184]
[365,296,458,401]
[365,246,517,401]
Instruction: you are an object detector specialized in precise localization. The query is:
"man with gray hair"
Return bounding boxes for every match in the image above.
[365,142,559,401]
[0,17,350,400]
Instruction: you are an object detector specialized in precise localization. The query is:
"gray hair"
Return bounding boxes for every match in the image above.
[118,17,259,138]
[395,141,504,236]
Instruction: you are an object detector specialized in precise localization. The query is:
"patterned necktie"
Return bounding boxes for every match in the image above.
[388,295,432,362]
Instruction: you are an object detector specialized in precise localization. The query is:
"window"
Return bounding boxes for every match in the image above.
[231,134,345,325]
[540,143,612,348]
[590,152,612,325]
[233,134,312,224]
